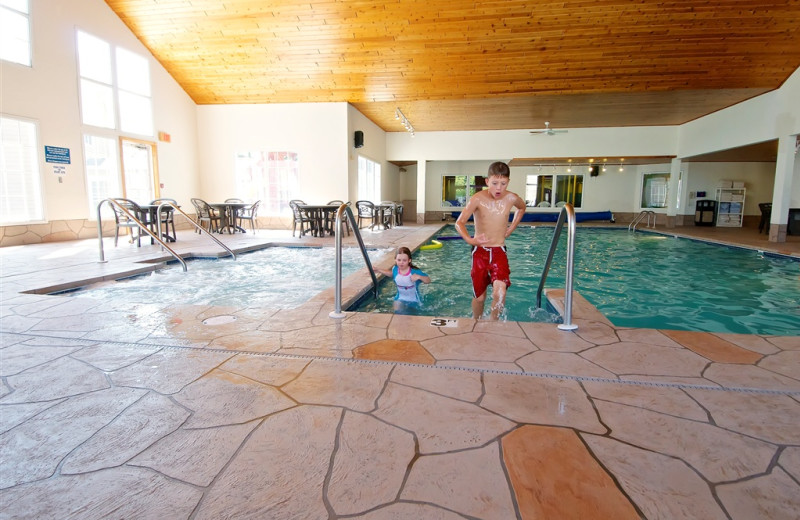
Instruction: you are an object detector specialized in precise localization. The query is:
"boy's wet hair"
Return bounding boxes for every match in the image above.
[488,161,510,178]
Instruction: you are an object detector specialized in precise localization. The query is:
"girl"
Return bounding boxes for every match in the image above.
[376,247,431,310]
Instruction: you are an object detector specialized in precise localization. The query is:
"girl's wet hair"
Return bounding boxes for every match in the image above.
[396,246,418,269]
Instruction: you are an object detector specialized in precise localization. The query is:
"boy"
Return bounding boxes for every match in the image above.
[454,161,526,320]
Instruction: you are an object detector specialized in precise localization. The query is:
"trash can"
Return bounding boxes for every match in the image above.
[695,199,716,226]
[788,208,800,235]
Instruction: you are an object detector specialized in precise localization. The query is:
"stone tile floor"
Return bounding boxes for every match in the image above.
[1,223,799,519]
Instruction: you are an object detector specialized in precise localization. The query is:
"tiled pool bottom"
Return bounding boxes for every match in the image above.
[2,228,800,518]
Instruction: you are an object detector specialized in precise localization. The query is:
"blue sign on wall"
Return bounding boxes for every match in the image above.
[44,146,71,164]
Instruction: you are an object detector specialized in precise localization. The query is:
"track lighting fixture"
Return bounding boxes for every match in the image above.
[395,108,415,136]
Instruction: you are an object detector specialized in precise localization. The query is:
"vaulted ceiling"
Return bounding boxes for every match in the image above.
[105,0,800,137]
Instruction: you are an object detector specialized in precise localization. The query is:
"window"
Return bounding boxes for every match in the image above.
[641,172,670,209]
[441,175,485,207]
[77,30,153,136]
[358,156,381,201]
[525,174,583,208]
[116,48,152,135]
[83,134,120,218]
[0,0,30,66]
[1,116,43,224]
[234,151,299,215]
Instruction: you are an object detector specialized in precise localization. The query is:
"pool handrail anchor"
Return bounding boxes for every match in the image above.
[97,198,187,272]
[330,203,379,319]
[535,203,578,331]
[629,210,656,232]
[154,201,236,261]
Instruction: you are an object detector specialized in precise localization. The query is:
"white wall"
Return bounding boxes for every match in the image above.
[679,68,800,159]
[387,126,678,162]
[681,162,778,215]
[197,103,348,208]
[348,105,391,202]
[678,66,800,209]
[0,0,199,221]
[423,160,679,214]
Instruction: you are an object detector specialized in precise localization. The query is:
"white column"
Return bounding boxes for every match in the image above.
[415,160,426,223]
[769,134,797,242]
[667,158,682,226]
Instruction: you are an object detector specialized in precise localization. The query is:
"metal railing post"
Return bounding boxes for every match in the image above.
[330,206,346,318]
[535,203,578,331]
[558,206,578,331]
[97,200,108,263]
[329,204,378,319]
[96,198,187,271]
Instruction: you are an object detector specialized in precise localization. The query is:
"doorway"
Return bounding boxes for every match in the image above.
[120,138,159,202]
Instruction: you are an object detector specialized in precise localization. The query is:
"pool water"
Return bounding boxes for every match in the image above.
[354,226,800,336]
[63,246,389,309]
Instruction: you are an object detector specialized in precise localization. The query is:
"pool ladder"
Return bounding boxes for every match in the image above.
[629,210,656,231]
[96,199,235,272]
[330,203,378,318]
[536,203,578,330]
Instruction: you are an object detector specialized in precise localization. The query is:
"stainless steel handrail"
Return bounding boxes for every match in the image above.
[330,204,378,318]
[154,201,236,260]
[535,203,578,331]
[628,210,656,231]
[96,198,187,272]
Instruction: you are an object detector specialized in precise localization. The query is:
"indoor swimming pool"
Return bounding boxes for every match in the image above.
[353,226,800,336]
[60,246,389,309]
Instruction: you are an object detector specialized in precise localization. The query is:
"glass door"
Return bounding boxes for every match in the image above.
[120,138,158,203]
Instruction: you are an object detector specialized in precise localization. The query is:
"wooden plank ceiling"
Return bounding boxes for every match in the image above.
[105,0,800,136]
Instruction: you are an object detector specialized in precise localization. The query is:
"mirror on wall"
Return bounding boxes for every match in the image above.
[441,175,485,207]
[525,174,583,208]
[641,172,670,208]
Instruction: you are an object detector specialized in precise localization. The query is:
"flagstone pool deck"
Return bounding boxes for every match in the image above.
[1,223,799,519]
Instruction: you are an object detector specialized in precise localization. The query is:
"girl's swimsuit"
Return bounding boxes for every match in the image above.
[392,266,428,304]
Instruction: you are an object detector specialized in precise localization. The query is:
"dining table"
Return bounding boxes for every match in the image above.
[371,202,397,230]
[133,203,180,242]
[297,204,340,237]
[209,202,249,233]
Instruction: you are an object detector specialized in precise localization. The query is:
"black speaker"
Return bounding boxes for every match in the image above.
[590,164,599,177]
[354,130,364,148]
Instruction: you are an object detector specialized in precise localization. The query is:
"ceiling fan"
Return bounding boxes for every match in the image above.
[529,122,568,135]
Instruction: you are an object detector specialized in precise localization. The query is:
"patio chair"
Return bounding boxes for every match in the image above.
[326,200,350,235]
[394,202,403,226]
[289,200,315,237]
[380,201,397,228]
[237,200,260,233]
[355,200,377,229]
[191,197,220,233]
[150,198,177,240]
[224,198,245,228]
[111,198,145,247]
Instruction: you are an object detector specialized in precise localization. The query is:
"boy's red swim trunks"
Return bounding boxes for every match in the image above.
[470,246,511,298]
